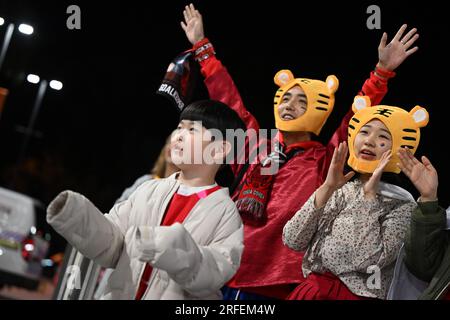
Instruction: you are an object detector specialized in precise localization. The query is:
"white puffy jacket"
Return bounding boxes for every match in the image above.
[46,173,244,299]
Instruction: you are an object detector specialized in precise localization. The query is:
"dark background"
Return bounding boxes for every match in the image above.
[0,0,448,253]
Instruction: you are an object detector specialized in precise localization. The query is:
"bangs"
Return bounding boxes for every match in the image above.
[179,100,245,137]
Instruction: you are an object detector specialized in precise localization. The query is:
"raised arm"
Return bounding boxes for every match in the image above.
[325,25,420,164]
[398,149,447,281]
[283,142,351,251]
[181,4,259,132]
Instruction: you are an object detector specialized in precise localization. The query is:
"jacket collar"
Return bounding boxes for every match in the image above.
[277,131,322,153]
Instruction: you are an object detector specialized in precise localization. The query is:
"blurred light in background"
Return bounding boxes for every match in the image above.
[18,23,34,35]
[49,80,63,90]
[41,259,54,267]
[27,74,40,84]
[0,17,5,26]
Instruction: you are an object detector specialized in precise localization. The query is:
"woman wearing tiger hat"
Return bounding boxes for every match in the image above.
[283,97,430,299]
[181,3,419,300]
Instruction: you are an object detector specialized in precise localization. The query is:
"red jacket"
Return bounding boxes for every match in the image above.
[196,45,390,297]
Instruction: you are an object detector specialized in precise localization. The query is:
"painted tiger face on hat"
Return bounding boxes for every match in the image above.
[273,70,339,135]
[348,96,429,174]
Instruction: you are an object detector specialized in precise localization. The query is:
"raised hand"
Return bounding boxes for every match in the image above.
[180,3,205,45]
[363,150,392,199]
[324,142,355,190]
[377,24,419,71]
[397,148,438,202]
[315,142,355,208]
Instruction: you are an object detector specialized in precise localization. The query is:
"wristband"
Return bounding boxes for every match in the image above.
[375,65,396,79]
[193,38,216,62]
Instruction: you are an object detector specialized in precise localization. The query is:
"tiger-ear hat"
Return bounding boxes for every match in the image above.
[348,95,429,174]
[273,70,339,135]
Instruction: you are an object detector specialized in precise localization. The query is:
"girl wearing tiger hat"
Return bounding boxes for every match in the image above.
[181,3,419,300]
[283,97,429,299]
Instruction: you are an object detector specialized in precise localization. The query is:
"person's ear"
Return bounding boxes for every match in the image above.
[211,140,232,162]
[222,140,232,158]
[164,144,172,162]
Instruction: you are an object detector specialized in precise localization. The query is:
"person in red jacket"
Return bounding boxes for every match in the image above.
[180,3,420,300]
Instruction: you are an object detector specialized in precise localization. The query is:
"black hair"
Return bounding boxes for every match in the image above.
[179,100,247,188]
[180,100,246,137]
[180,100,246,163]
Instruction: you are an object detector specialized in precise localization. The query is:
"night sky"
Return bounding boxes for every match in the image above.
[0,1,449,253]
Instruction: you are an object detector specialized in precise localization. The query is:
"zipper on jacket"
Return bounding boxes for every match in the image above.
[133,262,147,299]
[142,268,159,299]
[136,177,224,299]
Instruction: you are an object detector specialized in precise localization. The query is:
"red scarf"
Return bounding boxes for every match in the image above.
[235,136,319,225]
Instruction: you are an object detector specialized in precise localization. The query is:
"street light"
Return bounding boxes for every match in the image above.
[0,18,34,72]
[17,74,63,163]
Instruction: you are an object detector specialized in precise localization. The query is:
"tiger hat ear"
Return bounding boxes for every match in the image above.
[352,95,372,113]
[274,70,295,87]
[409,106,429,128]
[326,75,339,93]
